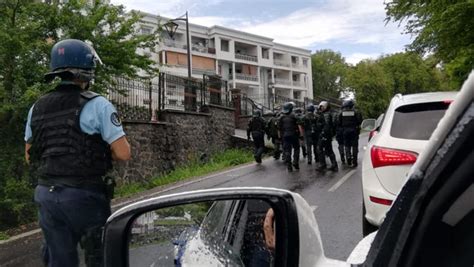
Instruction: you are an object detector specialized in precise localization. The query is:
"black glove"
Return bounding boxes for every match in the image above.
[247,135,251,141]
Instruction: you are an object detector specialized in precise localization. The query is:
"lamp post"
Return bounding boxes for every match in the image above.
[164,12,192,79]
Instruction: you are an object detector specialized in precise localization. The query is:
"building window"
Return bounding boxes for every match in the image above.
[293,91,301,99]
[262,47,269,59]
[140,26,153,35]
[303,58,308,67]
[221,39,229,52]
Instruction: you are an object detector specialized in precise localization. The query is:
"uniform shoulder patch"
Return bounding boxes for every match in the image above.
[111,112,122,127]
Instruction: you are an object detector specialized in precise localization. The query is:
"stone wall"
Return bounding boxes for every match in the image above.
[111,105,235,185]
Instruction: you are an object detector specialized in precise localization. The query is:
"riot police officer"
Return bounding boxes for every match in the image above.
[266,111,282,159]
[338,99,363,167]
[278,102,303,171]
[334,107,346,164]
[294,107,307,158]
[247,110,266,163]
[24,39,131,267]
[316,101,338,171]
[301,104,319,165]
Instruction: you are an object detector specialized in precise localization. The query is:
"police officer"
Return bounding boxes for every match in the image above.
[294,107,307,159]
[266,111,282,159]
[301,104,319,165]
[316,101,338,171]
[338,99,363,167]
[278,102,303,171]
[247,110,266,163]
[24,39,131,267]
[334,107,346,164]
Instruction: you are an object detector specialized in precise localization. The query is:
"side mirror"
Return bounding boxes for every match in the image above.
[102,188,332,267]
[361,119,376,132]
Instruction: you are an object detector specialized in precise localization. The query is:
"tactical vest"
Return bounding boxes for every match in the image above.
[29,85,112,187]
[249,117,265,133]
[340,108,359,128]
[303,113,318,134]
[267,117,279,137]
[279,113,298,137]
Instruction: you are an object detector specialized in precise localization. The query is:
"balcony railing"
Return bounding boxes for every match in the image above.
[163,39,187,50]
[274,78,292,85]
[191,44,216,54]
[235,53,258,62]
[192,68,217,76]
[229,73,258,82]
[274,59,290,67]
[292,80,304,87]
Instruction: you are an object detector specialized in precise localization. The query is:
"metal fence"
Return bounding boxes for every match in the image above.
[107,73,232,121]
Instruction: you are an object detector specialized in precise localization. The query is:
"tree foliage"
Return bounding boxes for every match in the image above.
[311,49,348,98]
[385,0,474,87]
[0,0,160,230]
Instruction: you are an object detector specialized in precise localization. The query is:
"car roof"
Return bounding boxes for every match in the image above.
[392,91,458,106]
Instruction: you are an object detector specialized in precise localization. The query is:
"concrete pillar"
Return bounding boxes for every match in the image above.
[232,62,236,89]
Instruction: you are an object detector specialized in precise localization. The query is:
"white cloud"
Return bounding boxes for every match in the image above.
[345,53,380,65]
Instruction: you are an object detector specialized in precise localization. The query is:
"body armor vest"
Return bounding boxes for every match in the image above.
[29,85,112,187]
[340,108,359,128]
[249,117,265,132]
[279,113,298,137]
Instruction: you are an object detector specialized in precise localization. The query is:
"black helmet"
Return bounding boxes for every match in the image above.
[253,110,262,117]
[45,39,102,82]
[306,104,315,113]
[319,101,329,111]
[282,102,293,114]
[342,99,354,109]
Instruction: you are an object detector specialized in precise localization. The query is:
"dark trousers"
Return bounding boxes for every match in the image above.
[317,136,336,167]
[271,137,282,159]
[336,129,345,162]
[304,133,317,162]
[283,135,300,165]
[35,185,111,267]
[343,128,359,164]
[252,131,265,160]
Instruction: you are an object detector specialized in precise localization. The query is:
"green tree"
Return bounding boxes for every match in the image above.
[385,0,474,87]
[311,49,349,98]
[348,60,392,118]
[0,0,160,230]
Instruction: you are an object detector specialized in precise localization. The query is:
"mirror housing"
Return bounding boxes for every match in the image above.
[103,187,324,267]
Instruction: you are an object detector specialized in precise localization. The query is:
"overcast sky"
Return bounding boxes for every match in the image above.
[110,0,411,65]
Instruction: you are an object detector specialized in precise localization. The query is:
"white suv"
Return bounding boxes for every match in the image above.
[361,91,457,235]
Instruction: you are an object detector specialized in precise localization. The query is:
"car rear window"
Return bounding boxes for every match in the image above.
[390,101,450,140]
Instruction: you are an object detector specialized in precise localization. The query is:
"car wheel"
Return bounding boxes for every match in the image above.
[362,202,378,237]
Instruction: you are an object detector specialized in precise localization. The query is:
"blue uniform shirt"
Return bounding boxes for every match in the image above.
[25,96,125,144]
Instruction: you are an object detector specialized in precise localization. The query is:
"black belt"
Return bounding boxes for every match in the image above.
[38,177,106,194]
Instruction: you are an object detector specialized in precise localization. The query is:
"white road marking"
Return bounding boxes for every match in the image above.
[310,205,318,212]
[328,169,357,192]
[0,229,42,245]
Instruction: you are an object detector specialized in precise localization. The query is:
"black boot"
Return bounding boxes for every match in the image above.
[316,163,326,172]
[287,164,293,172]
[293,163,300,170]
[341,156,346,165]
[329,156,338,171]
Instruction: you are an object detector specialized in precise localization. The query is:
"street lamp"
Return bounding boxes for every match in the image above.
[164,12,192,79]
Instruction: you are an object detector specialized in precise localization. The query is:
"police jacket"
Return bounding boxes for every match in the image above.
[278,113,299,138]
[318,111,335,138]
[29,84,112,188]
[266,116,279,138]
[247,116,266,136]
[302,112,319,135]
[339,107,363,129]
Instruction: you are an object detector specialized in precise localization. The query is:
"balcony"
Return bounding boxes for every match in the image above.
[163,39,187,50]
[192,68,217,76]
[235,53,258,62]
[274,59,290,67]
[191,44,216,54]
[229,73,258,82]
[292,63,303,69]
[274,78,292,86]
[292,80,304,87]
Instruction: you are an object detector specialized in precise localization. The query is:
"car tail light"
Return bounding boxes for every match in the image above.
[369,196,393,206]
[371,146,418,168]
[443,100,453,105]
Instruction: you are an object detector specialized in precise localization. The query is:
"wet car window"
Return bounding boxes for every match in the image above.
[390,102,450,140]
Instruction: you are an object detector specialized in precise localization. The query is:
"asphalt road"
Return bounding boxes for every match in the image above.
[0,134,368,266]
[147,134,368,261]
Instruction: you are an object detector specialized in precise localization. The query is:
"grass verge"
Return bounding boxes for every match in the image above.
[114,148,254,198]
[0,231,9,240]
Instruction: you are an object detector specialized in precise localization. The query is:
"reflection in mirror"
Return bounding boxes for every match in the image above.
[361,119,376,131]
[128,199,274,267]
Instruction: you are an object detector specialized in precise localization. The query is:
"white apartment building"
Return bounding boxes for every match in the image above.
[139,13,313,108]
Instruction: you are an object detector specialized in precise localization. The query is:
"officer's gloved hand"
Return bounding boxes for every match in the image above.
[247,135,251,141]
